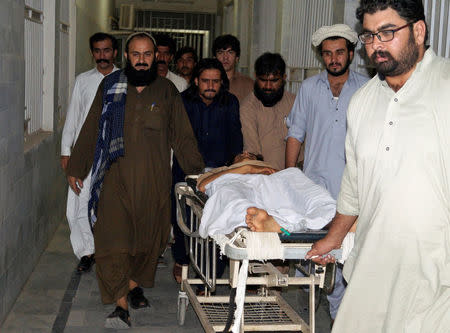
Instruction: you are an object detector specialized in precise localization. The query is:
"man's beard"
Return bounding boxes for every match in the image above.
[326,57,351,77]
[124,60,158,86]
[370,32,419,77]
[253,81,285,107]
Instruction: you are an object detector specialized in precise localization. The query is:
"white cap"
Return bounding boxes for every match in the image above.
[125,31,157,48]
[311,24,358,47]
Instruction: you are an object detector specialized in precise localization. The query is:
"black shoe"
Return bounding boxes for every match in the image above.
[104,306,131,329]
[77,255,95,272]
[127,287,149,309]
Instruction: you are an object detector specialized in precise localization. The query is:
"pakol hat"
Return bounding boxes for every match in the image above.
[311,24,358,47]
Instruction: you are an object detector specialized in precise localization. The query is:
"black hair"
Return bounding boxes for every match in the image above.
[174,46,199,64]
[251,153,264,161]
[212,34,241,57]
[183,58,230,105]
[125,32,156,53]
[226,152,264,166]
[89,32,118,51]
[254,52,286,76]
[154,34,176,55]
[317,36,356,55]
[356,0,428,43]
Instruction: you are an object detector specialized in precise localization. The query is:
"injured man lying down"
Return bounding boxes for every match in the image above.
[196,152,336,239]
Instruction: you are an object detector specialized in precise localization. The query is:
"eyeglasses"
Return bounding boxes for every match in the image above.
[358,22,414,44]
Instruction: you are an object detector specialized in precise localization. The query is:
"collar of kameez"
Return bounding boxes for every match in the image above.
[319,69,356,86]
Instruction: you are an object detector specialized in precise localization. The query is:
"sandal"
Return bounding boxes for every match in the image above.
[127,286,149,309]
[104,306,131,329]
[77,255,95,272]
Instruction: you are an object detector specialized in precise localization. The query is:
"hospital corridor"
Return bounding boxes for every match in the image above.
[0,0,449,332]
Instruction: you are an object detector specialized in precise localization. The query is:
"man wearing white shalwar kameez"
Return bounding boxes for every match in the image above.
[61,33,118,268]
[306,1,450,332]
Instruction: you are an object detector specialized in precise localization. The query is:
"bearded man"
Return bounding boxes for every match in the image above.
[285,24,368,322]
[65,32,204,329]
[239,52,295,170]
[307,1,450,332]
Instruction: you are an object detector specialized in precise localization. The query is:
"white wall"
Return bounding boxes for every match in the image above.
[0,0,67,323]
[343,0,370,75]
[75,0,114,74]
[251,0,278,60]
[423,0,450,58]
[115,0,218,14]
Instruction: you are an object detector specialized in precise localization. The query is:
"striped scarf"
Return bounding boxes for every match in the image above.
[88,70,127,227]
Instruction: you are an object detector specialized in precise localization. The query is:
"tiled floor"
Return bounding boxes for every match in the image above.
[1,223,332,332]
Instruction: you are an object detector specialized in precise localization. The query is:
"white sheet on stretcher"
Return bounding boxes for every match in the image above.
[200,167,336,238]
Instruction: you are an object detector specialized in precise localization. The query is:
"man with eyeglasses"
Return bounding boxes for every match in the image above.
[285,24,368,324]
[213,34,253,103]
[307,1,450,332]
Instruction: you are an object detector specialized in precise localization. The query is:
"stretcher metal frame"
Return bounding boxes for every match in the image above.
[175,181,340,333]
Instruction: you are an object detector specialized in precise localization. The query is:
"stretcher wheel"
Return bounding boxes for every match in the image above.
[323,262,336,295]
[177,291,189,325]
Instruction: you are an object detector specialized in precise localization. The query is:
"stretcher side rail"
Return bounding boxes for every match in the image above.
[175,182,217,292]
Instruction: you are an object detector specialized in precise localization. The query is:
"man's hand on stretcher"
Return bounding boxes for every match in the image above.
[306,212,358,265]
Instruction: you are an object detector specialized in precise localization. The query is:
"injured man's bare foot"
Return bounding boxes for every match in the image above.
[245,207,282,233]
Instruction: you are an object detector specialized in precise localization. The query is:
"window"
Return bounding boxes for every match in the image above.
[24,0,55,140]
[24,3,44,135]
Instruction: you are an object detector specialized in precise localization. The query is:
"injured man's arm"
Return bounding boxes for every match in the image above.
[197,158,277,192]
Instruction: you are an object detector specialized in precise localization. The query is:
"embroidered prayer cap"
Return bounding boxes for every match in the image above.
[125,31,157,48]
[311,24,358,47]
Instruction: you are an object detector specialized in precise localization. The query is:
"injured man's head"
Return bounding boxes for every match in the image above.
[232,151,264,164]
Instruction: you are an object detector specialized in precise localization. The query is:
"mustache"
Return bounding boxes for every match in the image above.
[156,60,167,65]
[371,50,393,61]
[135,63,149,67]
[204,89,216,93]
[96,59,110,64]
[329,62,342,67]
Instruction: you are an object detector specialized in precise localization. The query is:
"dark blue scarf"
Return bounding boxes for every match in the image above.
[88,70,127,227]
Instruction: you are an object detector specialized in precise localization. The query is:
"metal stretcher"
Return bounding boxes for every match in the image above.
[175,180,341,333]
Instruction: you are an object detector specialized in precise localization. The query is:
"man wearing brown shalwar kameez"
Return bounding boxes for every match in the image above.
[66,32,204,329]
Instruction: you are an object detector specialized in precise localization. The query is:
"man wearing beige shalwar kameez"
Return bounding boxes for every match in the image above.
[307,1,450,332]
